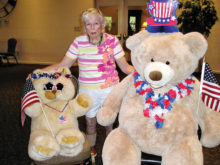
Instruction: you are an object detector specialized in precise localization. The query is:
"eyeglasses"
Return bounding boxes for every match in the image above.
[43,82,64,91]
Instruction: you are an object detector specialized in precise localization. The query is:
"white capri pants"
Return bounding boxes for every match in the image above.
[79,86,115,118]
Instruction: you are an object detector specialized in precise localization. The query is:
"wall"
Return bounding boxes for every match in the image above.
[205,0,220,73]
[0,0,219,73]
[0,0,94,65]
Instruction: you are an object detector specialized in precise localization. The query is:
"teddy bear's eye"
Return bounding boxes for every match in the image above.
[166,61,170,65]
[56,83,64,90]
[44,82,53,90]
[151,58,154,62]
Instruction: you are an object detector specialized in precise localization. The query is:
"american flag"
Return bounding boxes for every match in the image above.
[21,78,40,126]
[200,62,220,112]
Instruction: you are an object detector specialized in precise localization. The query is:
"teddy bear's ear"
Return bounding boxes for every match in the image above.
[57,67,71,75]
[184,32,208,59]
[126,30,150,50]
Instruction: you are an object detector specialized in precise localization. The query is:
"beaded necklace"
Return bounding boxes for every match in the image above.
[87,33,103,45]
[44,101,69,123]
[133,71,195,129]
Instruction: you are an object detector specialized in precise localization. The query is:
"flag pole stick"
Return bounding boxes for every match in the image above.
[199,57,206,95]
[40,103,55,138]
[196,57,205,115]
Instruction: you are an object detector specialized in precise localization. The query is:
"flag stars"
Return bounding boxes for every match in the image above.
[171,16,176,21]
[204,63,218,84]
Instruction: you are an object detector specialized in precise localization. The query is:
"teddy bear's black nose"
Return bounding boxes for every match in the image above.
[149,71,162,81]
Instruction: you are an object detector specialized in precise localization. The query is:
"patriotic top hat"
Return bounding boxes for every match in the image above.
[146,0,179,33]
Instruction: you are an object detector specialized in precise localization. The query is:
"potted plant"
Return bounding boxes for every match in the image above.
[177,0,218,38]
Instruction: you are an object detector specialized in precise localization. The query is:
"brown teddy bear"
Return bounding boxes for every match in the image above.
[22,68,93,161]
[97,30,220,165]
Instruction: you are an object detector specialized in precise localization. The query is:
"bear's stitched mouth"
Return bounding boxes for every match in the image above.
[149,84,162,89]
[149,71,163,89]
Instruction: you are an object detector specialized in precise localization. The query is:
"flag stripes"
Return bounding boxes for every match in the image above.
[21,91,40,111]
[152,1,173,18]
[21,78,40,112]
[202,82,220,98]
[200,62,220,112]
[202,94,220,112]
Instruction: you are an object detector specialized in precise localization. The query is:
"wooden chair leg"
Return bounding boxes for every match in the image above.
[14,56,18,64]
[0,56,3,65]
[6,57,10,65]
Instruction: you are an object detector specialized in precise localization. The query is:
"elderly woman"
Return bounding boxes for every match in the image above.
[43,8,135,155]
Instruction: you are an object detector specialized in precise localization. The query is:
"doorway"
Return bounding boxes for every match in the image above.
[95,0,149,61]
[128,10,142,36]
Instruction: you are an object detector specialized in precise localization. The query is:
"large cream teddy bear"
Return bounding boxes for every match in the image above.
[22,68,93,161]
[97,31,220,165]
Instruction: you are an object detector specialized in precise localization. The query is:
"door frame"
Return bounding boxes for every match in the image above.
[95,0,147,60]
[95,0,147,37]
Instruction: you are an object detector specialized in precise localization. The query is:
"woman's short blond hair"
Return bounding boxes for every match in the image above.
[82,8,106,32]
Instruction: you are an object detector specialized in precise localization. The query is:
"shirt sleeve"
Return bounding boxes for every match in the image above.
[113,36,125,59]
[65,39,79,60]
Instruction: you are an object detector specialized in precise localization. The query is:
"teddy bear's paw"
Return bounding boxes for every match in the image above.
[58,134,84,148]
[199,112,220,148]
[77,95,89,108]
[35,145,56,155]
[56,129,85,156]
[24,103,42,118]
[29,136,60,161]
[200,132,220,148]
[97,107,117,126]
[61,136,80,145]
[59,145,83,157]
[76,93,93,108]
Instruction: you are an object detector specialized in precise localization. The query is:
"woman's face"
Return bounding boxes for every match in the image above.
[84,14,103,40]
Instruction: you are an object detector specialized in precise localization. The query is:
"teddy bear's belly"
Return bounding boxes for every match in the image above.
[31,108,78,134]
[118,98,198,155]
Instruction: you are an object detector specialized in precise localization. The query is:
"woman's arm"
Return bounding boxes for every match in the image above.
[42,55,76,71]
[116,56,135,75]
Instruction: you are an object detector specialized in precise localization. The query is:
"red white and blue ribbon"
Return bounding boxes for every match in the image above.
[133,71,195,129]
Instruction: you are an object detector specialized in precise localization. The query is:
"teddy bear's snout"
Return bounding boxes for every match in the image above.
[45,91,56,100]
[52,90,57,94]
[149,71,162,81]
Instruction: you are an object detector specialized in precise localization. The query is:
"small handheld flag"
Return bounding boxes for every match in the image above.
[200,62,220,112]
[21,78,40,126]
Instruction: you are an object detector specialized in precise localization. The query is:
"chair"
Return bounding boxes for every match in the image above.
[141,153,161,165]
[0,38,19,65]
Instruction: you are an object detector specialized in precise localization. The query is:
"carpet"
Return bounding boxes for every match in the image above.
[0,64,220,165]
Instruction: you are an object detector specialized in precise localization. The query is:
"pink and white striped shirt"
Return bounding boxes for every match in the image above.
[66,33,125,89]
